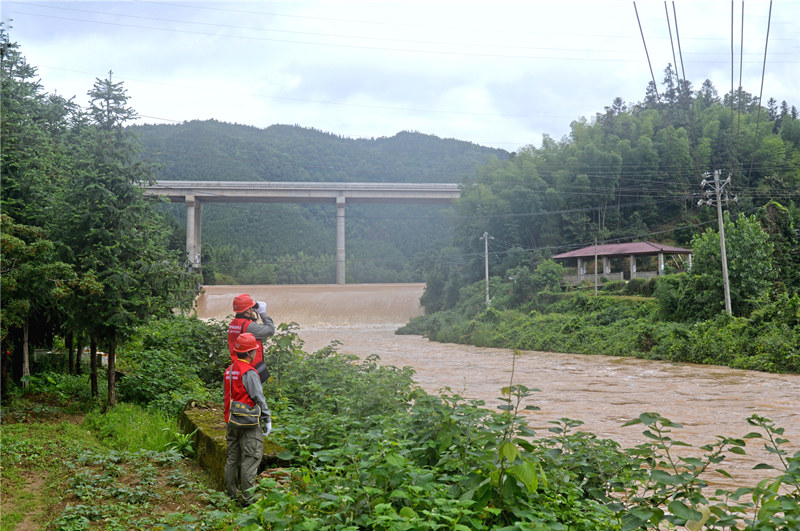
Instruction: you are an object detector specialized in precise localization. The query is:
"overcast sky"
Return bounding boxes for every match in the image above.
[3,0,798,151]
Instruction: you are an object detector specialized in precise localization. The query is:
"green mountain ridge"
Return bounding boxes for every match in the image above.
[133,120,508,183]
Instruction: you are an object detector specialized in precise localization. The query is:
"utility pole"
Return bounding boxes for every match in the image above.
[594,237,598,296]
[480,232,493,308]
[698,170,735,315]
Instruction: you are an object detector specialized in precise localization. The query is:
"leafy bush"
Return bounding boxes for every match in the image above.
[261,325,417,449]
[650,294,800,373]
[116,315,226,415]
[403,290,800,373]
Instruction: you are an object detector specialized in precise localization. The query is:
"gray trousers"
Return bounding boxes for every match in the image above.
[224,423,263,504]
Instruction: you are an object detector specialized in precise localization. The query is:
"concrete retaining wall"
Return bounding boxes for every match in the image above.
[178,401,289,490]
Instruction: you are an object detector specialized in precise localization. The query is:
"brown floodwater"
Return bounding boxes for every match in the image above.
[197,284,800,490]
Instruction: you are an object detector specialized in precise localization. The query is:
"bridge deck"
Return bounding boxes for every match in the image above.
[144,180,461,204]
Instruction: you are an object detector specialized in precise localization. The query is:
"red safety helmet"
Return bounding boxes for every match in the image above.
[233,333,258,353]
[233,293,256,313]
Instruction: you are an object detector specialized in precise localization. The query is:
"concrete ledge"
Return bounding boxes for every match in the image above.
[178,401,289,490]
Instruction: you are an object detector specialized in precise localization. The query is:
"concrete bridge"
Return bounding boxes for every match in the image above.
[143,180,461,284]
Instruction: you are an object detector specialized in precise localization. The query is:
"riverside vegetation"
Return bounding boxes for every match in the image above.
[2,317,800,530]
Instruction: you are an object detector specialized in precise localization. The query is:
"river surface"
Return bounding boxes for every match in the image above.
[197,284,800,489]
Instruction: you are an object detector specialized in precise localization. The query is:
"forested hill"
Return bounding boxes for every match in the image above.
[133,120,509,183]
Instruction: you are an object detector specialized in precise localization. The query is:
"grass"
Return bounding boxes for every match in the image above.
[0,393,240,530]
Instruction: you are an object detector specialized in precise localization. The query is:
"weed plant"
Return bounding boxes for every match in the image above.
[83,403,183,452]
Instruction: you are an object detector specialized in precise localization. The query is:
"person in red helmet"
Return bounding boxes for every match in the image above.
[224,332,272,506]
[228,293,275,383]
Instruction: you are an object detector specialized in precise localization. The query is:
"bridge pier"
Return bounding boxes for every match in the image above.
[185,195,203,270]
[336,196,346,285]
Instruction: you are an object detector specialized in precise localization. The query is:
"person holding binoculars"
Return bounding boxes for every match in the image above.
[227,293,275,383]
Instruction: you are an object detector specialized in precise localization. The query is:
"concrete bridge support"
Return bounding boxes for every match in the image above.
[336,196,346,285]
[185,196,203,270]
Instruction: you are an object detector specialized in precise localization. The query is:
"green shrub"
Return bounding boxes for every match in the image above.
[602,280,627,292]
[123,314,229,386]
[116,315,224,415]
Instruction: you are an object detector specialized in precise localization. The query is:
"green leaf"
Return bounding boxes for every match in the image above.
[668,500,703,521]
[398,506,418,519]
[650,469,679,485]
[500,441,520,463]
[508,461,539,493]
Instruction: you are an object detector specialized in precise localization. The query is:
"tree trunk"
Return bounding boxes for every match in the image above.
[107,342,116,408]
[66,332,74,374]
[90,337,98,398]
[22,318,30,389]
[1,346,10,400]
[75,334,83,375]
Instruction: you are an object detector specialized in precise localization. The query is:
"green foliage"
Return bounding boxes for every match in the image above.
[123,314,229,385]
[3,319,799,529]
[653,213,776,322]
[117,315,225,415]
[758,200,800,293]
[0,214,76,342]
[651,294,800,373]
[1,31,199,405]
[243,338,799,529]
[416,71,799,313]
[506,259,565,307]
[686,212,775,318]
[260,324,417,449]
[2,393,234,530]
[53,73,200,349]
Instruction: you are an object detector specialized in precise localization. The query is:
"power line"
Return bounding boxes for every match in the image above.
[634,1,660,101]
[671,2,688,83]
[747,0,773,186]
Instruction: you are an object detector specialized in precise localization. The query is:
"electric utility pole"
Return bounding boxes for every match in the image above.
[698,170,736,315]
[480,232,493,308]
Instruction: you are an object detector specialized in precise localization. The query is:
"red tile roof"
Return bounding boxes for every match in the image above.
[552,241,691,259]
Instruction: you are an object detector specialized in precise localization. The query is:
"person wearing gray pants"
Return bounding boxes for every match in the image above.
[223,333,272,506]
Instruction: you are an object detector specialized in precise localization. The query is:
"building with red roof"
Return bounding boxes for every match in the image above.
[551,241,692,285]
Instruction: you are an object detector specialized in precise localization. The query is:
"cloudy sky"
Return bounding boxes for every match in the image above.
[3,0,798,151]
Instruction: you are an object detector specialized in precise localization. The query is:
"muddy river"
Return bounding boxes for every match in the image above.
[197,283,800,489]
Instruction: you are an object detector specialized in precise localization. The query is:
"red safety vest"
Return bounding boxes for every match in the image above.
[228,317,265,366]
[224,359,256,423]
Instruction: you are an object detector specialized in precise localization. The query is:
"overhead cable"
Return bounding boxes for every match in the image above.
[747,0,773,185]
[633,1,660,100]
